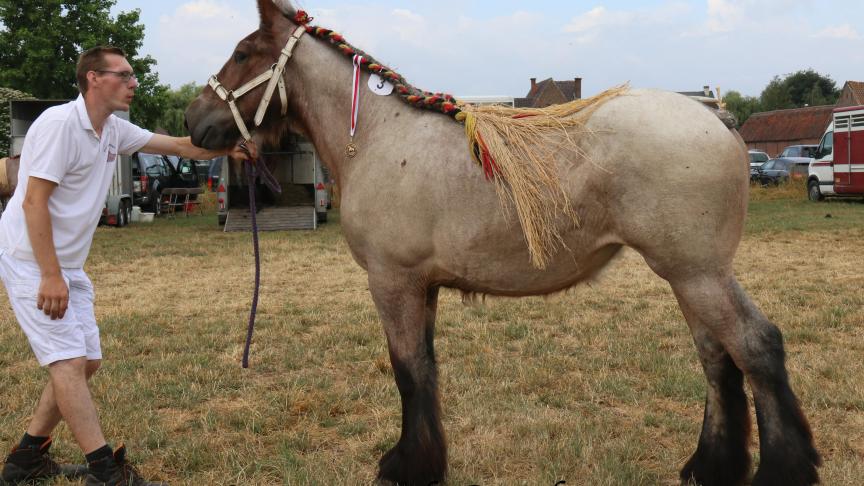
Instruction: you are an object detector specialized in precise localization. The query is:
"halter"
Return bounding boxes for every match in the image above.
[207,24,306,142]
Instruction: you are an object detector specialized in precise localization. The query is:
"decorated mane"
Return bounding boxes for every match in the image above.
[290,9,628,269]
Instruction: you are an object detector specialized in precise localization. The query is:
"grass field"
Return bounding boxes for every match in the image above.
[1,185,863,485]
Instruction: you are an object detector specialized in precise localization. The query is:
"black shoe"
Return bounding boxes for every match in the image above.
[1,437,87,485]
[84,445,167,486]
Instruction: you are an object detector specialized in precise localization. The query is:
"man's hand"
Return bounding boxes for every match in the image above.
[140,135,259,161]
[38,274,68,320]
[231,139,258,161]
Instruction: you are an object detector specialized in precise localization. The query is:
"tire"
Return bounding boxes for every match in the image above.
[808,181,824,202]
[116,203,127,227]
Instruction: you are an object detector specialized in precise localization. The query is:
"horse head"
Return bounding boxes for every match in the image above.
[185,0,301,150]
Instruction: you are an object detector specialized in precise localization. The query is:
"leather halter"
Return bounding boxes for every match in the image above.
[207,24,306,142]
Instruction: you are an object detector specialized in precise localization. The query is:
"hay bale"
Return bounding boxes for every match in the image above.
[0,156,20,198]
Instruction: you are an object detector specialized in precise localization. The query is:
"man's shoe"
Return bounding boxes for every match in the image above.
[1,437,88,485]
[84,445,167,486]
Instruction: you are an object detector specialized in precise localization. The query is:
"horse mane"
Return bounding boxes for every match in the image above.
[284,11,628,269]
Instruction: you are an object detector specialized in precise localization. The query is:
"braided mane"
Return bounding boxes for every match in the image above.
[299,24,464,118]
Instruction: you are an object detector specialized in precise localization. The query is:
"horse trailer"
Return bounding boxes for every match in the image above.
[7,99,133,226]
[807,105,864,201]
[216,134,329,231]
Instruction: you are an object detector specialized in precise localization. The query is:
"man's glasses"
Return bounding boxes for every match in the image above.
[95,70,137,83]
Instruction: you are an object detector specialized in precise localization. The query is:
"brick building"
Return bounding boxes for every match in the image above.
[739,105,833,157]
[837,80,864,107]
[740,80,862,156]
[515,77,582,108]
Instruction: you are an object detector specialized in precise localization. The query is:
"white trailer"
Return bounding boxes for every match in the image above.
[217,134,329,231]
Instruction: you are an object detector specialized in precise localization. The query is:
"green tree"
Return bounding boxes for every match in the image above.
[723,90,761,127]
[154,83,203,136]
[759,69,840,111]
[0,0,169,129]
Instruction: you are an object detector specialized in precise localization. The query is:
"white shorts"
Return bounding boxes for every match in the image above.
[0,250,101,366]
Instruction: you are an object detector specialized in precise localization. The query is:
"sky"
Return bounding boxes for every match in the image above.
[110,0,864,99]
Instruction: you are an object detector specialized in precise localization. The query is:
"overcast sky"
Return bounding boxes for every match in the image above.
[111,0,863,98]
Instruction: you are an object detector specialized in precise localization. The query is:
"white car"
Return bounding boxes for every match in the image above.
[748,150,770,170]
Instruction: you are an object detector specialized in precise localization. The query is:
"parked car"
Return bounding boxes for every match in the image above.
[778,145,818,159]
[748,150,769,169]
[131,152,201,213]
[752,159,795,186]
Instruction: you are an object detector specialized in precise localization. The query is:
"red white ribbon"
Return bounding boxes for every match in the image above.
[350,54,364,138]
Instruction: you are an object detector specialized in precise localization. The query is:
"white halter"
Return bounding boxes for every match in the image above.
[207,24,306,142]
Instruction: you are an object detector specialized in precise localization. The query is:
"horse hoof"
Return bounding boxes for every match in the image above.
[679,446,750,486]
[377,444,446,486]
[751,446,820,486]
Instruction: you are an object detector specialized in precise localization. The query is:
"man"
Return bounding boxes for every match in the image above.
[0,47,255,486]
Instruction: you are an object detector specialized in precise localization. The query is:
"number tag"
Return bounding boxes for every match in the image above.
[368,73,394,96]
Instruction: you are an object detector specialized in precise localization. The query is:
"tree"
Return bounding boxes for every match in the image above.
[759,69,840,111]
[722,90,761,127]
[154,83,203,136]
[0,87,34,156]
[0,0,169,129]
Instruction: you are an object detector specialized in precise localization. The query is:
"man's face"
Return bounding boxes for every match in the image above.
[89,54,139,111]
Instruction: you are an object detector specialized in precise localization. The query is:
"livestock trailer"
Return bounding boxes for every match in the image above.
[216,133,329,231]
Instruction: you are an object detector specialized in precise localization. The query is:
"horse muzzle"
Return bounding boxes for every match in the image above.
[185,97,241,150]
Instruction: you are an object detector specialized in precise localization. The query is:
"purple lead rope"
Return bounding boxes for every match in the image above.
[241,154,281,369]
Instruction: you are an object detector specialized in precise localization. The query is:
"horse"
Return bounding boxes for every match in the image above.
[184,1,821,484]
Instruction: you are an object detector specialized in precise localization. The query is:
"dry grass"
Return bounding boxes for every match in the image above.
[0,187,862,485]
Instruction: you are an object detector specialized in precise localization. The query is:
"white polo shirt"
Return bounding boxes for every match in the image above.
[0,95,153,268]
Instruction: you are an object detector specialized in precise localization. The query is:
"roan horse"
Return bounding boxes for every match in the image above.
[185,1,821,484]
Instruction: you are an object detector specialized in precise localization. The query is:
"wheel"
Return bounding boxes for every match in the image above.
[116,203,127,227]
[124,200,132,224]
[808,181,824,202]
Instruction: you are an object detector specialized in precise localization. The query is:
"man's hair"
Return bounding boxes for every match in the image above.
[76,46,127,94]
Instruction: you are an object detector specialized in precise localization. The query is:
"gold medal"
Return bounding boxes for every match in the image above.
[346,143,358,158]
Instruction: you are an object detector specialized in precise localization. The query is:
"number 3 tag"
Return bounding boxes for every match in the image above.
[368,73,394,96]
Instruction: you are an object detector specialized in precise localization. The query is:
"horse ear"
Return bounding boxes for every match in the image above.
[258,0,295,31]
[271,0,297,17]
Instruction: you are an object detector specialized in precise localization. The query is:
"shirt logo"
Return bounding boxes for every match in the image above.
[107,144,117,163]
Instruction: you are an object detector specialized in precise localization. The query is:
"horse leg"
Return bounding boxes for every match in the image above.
[668,272,819,486]
[368,271,446,485]
[675,291,751,485]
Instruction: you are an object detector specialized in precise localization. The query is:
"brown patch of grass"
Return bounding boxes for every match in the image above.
[0,196,862,485]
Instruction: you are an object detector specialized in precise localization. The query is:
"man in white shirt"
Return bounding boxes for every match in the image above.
[0,46,256,486]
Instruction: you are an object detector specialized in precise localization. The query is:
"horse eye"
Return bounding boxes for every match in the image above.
[234,51,248,64]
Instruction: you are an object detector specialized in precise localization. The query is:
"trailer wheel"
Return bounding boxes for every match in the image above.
[807,180,824,202]
[117,202,128,227]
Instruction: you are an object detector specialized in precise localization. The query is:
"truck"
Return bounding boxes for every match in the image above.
[6,99,133,225]
[216,133,329,231]
[807,105,864,201]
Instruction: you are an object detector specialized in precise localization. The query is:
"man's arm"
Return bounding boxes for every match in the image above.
[22,176,68,320]
[139,134,256,160]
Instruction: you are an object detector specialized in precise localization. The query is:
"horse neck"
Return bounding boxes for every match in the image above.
[286,34,421,184]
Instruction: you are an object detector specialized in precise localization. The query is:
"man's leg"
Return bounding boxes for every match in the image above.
[44,357,106,454]
[25,360,101,438]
